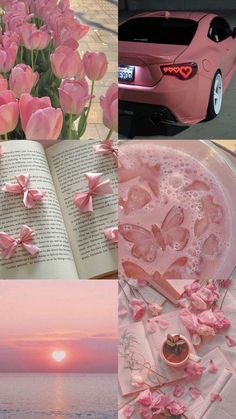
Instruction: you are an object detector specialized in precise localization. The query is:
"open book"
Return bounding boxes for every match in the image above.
[119,312,197,396]
[0,140,118,279]
[190,369,236,419]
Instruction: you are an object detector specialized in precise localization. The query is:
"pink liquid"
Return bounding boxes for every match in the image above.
[119,142,231,280]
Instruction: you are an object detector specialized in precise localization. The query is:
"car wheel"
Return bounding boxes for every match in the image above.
[206,71,223,120]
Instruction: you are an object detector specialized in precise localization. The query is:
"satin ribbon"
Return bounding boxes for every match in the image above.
[2,174,45,209]
[104,227,118,242]
[0,225,40,259]
[73,172,113,213]
[94,140,118,164]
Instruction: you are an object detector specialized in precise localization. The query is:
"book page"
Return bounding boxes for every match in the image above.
[46,140,118,278]
[204,374,236,419]
[0,141,78,279]
[191,369,233,419]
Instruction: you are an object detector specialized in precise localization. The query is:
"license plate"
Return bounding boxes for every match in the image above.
[118,65,135,82]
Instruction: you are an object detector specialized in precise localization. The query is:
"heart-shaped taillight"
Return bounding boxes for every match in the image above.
[161,63,198,80]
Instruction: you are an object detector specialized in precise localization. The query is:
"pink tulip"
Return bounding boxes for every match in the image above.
[9,64,39,98]
[53,19,89,48]
[100,83,118,132]
[0,31,18,72]
[59,79,92,115]
[83,52,108,80]
[19,93,63,140]
[0,90,19,136]
[50,45,84,79]
[0,75,8,91]
[21,23,51,50]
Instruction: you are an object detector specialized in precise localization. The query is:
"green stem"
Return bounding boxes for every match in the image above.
[68,114,73,139]
[78,80,95,138]
[86,80,95,119]
[4,133,8,140]
[20,46,23,63]
[106,129,113,140]
[31,49,34,71]
[41,49,47,65]
[34,50,39,66]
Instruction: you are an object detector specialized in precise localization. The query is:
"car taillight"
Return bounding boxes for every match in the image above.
[161,63,198,80]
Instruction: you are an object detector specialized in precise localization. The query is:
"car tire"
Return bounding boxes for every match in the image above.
[206,71,223,120]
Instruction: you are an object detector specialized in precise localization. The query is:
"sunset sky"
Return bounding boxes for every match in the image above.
[0,281,117,373]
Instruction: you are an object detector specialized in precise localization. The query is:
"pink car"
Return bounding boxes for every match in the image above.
[119,11,236,127]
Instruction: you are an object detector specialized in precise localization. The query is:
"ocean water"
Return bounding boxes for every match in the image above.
[0,373,117,419]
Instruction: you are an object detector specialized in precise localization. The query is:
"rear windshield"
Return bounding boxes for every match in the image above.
[119,17,198,45]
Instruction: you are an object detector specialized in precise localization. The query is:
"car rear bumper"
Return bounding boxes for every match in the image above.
[119,74,211,125]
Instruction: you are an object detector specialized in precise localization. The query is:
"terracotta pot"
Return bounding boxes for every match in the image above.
[160,334,191,368]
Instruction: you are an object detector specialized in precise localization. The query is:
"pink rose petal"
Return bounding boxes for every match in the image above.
[136,389,152,407]
[173,384,185,398]
[147,319,157,334]
[139,406,152,419]
[210,392,222,402]
[156,319,169,329]
[189,387,201,399]
[185,363,206,379]
[123,404,135,418]
[225,335,236,347]
[118,304,128,317]
[208,359,218,374]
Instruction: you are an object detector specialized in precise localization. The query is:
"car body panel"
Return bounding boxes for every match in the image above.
[118,11,236,125]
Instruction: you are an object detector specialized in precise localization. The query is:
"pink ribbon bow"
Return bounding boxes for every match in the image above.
[0,225,40,259]
[73,172,113,213]
[2,174,45,209]
[93,140,118,164]
[104,227,118,242]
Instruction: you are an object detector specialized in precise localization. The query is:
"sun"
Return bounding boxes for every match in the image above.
[52,350,66,363]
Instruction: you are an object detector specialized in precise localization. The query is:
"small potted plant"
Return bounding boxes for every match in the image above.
[160,334,191,368]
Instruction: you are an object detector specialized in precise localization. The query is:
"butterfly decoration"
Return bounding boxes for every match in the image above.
[119,161,160,197]
[122,257,188,281]
[119,185,152,214]
[119,206,189,262]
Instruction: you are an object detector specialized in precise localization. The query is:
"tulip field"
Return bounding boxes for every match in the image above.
[0,0,118,140]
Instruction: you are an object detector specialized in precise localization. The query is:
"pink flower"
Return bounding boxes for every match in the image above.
[173,384,185,398]
[179,308,199,332]
[184,281,201,296]
[225,335,236,347]
[0,31,18,72]
[136,389,152,407]
[50,45,84,79]
[218,279,231,288]
[59,79,92,115]
[139,406,152,419]
[150,394,169,412]
[167,400,187,415]
[123,404,135,418]
[0,75,7,91]
[213,309,231,330]
[191,294,207,310]
[146,318,157,334]
[196,284,219,305]
[198,324,215,337]
[129,298,146,321]
[156,318,169,329]
[208,359,218,374]
[198,309,216,327]
[19,93,63,140]
[21,23,51,50]
[147,303,162,317]
[189,387,201,399]
[131,373,145,388]
[9,64,39,98]
[210,392,222,402]
[0,90,19,135]
[83,51,108,80]
[185,363,206,379]
[100,83,118,132]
